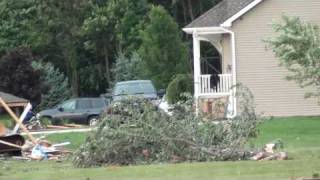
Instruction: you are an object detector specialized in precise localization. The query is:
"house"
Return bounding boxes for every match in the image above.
[183,0,320,117]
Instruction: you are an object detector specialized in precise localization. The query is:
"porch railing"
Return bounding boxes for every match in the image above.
[198,74,233,96]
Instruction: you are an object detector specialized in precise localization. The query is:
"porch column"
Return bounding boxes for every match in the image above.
[193,32,201,114]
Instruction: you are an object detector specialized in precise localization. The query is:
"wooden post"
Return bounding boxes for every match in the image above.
[0,98,37,144]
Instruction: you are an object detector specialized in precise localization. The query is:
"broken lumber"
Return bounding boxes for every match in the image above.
[0,139,22,149]
[0,97,36,144]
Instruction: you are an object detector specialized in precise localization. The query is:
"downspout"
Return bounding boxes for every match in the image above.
[221,27,237,118]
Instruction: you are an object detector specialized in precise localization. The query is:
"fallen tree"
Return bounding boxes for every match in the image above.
[73,85,260,168]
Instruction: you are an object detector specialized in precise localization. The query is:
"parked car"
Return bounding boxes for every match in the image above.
[38,98,108,126]
[112,80,161,102]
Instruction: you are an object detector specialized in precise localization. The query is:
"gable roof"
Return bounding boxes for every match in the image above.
[185,0,262,29]
[0,91,28,104]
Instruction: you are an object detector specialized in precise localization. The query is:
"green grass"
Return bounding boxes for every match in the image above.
[0,117,319,180]
[0,114,15,129]
[37,132,87,150]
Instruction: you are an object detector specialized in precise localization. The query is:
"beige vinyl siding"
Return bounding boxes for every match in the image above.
[230,0,320,116]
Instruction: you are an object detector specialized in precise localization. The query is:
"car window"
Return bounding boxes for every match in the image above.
[77,99,92,109]
[92,99,104,108]
[61,100,76,110]
[114,82,156,96]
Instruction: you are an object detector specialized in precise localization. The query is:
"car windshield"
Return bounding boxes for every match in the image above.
[113,82,156,96]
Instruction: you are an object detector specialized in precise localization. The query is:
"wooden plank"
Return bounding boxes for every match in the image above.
[0,139,22,149]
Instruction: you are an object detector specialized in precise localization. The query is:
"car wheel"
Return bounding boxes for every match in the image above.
[88,116,99,126]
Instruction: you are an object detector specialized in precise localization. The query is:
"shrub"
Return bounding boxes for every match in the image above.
[166,74,193,104]
[73,85,260,168]
[32,61,71,110]
[0,48,42,104]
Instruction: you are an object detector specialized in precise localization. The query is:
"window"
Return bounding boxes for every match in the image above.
[92,99,104,108]
[61,100,76,110]
[77,99,92,109]
[113,82,156,96]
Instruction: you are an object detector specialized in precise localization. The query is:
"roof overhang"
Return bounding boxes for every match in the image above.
[183,0,264,34]
[183,27,228,34]
[221,0,263,27]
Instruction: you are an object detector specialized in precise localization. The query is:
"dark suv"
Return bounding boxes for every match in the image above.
[38,98,108,126]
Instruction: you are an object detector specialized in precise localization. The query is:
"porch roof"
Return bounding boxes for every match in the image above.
[184,0,257,29]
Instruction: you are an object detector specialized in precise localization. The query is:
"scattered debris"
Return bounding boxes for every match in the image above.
[250,142,288,161]
[0,97,72,161]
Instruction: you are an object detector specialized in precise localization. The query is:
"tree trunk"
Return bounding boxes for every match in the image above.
[182,0,188,25]
[186,0,194,21]
[198,0,203,14]
[63,41,79,97]
[103,46,111,88]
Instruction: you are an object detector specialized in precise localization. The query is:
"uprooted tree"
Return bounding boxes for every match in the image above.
[268,15,320,101]
[73,85,260,168]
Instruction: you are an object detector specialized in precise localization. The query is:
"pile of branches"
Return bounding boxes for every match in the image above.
[73,86,260,168]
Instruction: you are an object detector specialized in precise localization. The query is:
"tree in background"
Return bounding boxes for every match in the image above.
[139,6,189,89]
[0,48,42,104]
[32,61,71,110]
[0,0,223,98]
[0,0,37,53]
[112,52,143,84]
[34,0,92,97]
[268,16,320,101]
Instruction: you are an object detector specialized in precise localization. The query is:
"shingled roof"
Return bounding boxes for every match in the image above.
[185,0,256,28]
[0,91,28,105]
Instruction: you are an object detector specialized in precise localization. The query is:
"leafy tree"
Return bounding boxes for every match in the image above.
[78,64,109,96]
[0,0,37,52]
[149,0,222,27]
[32,61,71,110]
[82,0,149,89]
[34,0,92,97]
[0,48,42,104]
[112,52,143,84]
[268,16,320,100]
[139,6,189,89]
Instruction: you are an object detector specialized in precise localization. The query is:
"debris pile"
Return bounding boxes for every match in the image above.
[21,139,71,161]
[250,142,288,161]
[0,97,71,161]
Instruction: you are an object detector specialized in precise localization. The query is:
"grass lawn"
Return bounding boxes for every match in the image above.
[0,117,320,180]
[0,115,15,129]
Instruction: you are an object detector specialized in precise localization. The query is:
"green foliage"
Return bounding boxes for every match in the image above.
[166,74,193,104]
[0,0,223,98]
[34,0,92,96]
[0,0,37,52]
[0,48,42,104]
[73,88,259,168]
[112,52,143,84]
[139,6,189,89]
[32,61,71,110]
[82,0,149,89]
[78,64,108,96]
[268,16,320,100]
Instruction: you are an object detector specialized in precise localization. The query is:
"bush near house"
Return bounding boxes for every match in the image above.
[166,74,193,104]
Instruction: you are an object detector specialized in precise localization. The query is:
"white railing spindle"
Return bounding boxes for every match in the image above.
[198,74,232,96]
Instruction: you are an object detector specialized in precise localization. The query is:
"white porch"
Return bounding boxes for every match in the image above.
[185,27,237,118]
